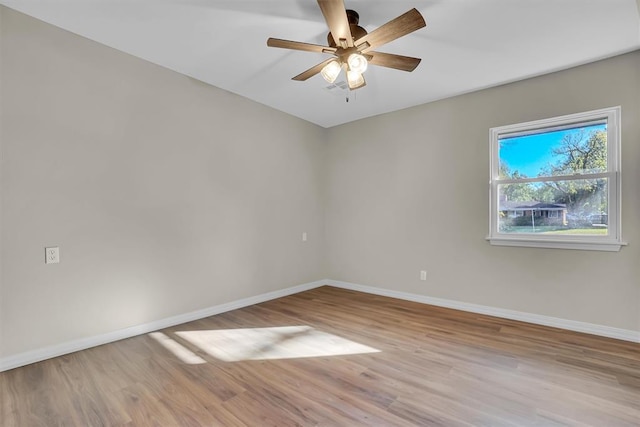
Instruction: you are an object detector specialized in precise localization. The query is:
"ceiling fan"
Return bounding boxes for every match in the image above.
[267,0,426,90]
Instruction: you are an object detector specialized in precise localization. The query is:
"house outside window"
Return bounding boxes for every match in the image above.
[488,107,624,251]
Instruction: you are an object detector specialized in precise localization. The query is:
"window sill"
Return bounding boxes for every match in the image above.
[486,236,627,252]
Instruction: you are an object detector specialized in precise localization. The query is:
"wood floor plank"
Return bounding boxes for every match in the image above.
[1,286,639,426]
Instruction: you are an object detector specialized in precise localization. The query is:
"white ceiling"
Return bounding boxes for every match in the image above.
[2,0,639,128]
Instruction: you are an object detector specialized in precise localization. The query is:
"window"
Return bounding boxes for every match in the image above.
[488,107,624,251]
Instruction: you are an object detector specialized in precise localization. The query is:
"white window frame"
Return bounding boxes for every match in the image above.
[488,106,625,251]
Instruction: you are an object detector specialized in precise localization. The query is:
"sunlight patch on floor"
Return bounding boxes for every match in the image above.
[149,332,206,364]
[175,326,380,362]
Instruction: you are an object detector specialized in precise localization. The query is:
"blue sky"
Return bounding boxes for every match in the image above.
[499,124,606,177]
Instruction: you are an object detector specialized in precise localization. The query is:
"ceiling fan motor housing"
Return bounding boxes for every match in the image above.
[327,10,367,47]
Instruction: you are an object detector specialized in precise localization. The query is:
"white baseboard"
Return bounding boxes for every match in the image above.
[3,278,637,372]
[0,280,327,372]
[327,280,640,343]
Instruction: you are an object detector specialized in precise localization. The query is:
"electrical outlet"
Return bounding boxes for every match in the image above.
[45,247,60,264]
[420,270,427,281]
[302,232,308,242]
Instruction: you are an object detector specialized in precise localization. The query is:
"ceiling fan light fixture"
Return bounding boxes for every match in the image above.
[321,60,342,83]
[347,70,366,90]
[347,53,368,74]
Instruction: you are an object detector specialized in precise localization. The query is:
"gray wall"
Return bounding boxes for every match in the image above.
[0,7,326,358]
[326,50,640,332]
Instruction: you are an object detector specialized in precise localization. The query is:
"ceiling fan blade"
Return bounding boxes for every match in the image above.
[355,8,426,52]
[317,0,353,48]
[267,38,336,54]
[292,58,336,81]
[367,51,422,72]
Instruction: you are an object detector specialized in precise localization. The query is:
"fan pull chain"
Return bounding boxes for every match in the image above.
[345,89,357,103]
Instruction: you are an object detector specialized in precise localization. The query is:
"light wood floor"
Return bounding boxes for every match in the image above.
[1,286,639,426]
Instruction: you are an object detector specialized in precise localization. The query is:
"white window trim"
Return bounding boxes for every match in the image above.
[487,106,626,252]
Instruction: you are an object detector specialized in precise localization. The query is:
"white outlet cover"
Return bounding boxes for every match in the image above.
[45,247,60,264]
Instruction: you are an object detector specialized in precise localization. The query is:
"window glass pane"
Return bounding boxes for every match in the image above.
[498,123,607,179]
[498,178,608,235]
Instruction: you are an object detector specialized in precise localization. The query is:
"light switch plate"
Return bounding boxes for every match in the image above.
[45,247,60,264]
